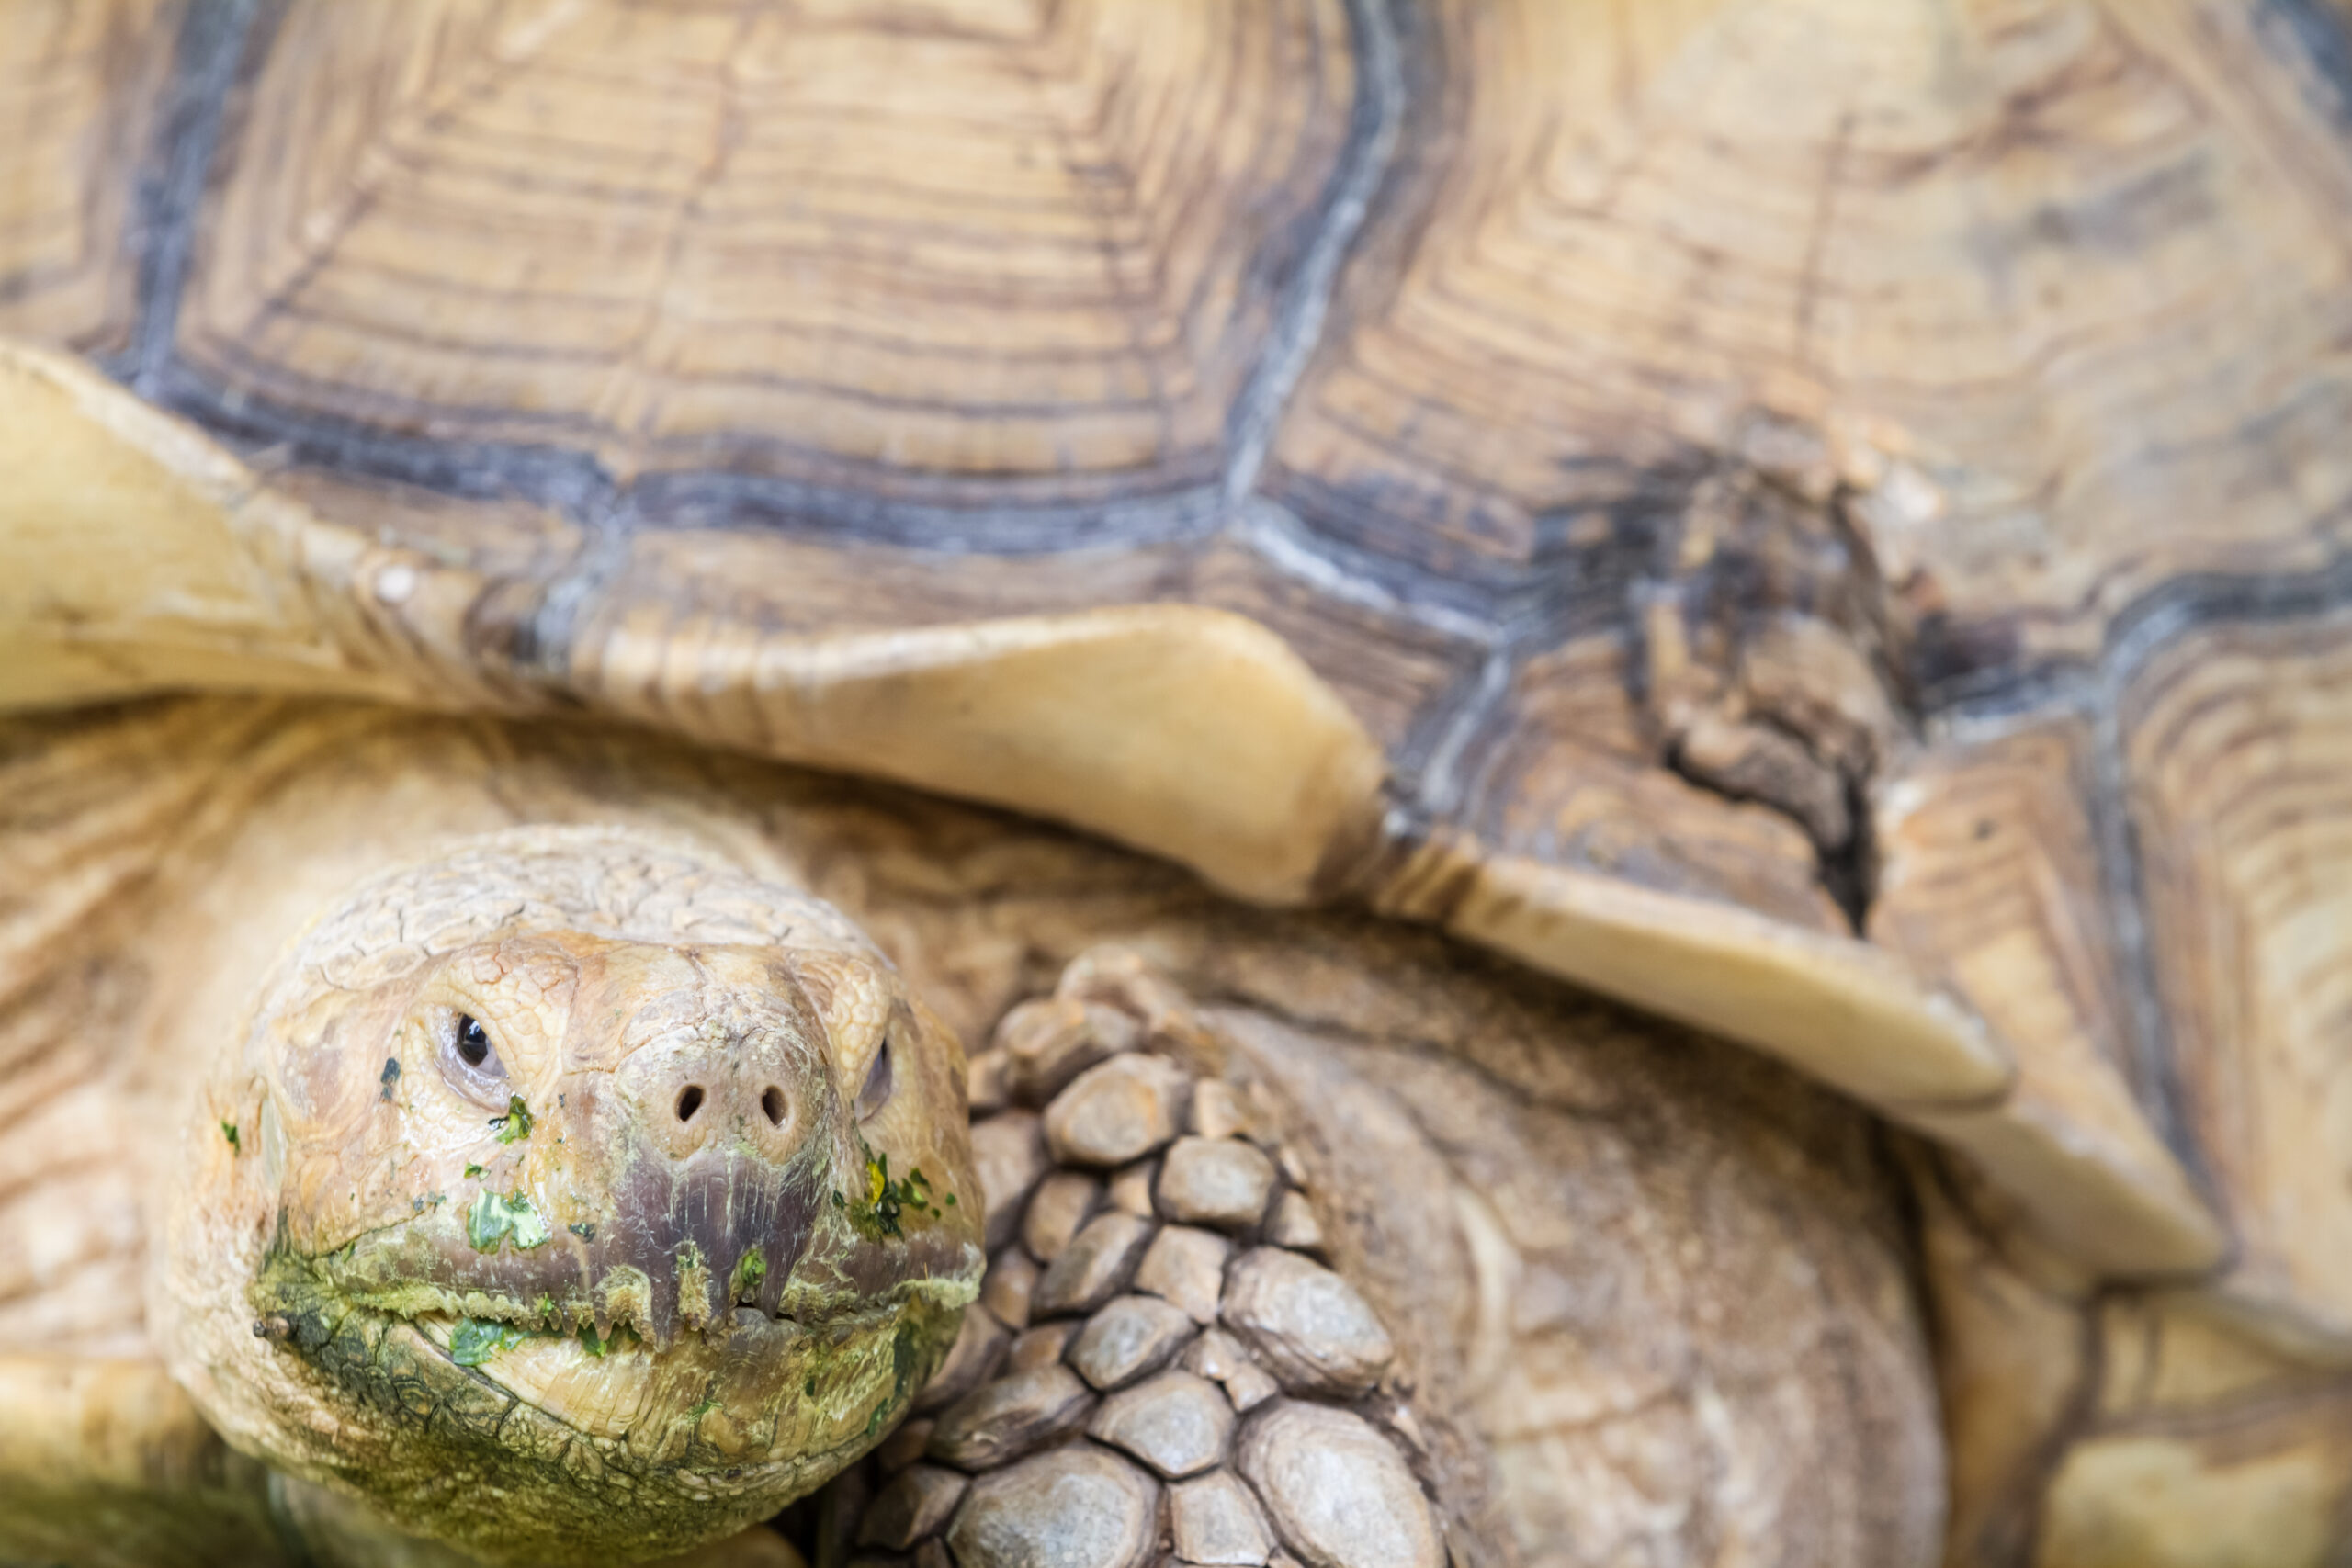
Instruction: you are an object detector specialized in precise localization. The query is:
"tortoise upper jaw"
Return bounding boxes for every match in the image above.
[294,1121,841,1348]
[601,1145,831,1337]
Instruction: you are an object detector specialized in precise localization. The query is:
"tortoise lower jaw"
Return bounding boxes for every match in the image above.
[244,1280,970,1563]
[404,1304,859,1444]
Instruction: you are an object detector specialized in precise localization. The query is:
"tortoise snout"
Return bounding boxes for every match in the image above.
[622,1023,822,1166]
[588,973,838,1332]
[597,956,832,1168]
[660,1047,803,1162]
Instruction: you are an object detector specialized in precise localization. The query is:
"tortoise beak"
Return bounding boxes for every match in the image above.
[584,957,839,1339]
[594,1141,828,1337]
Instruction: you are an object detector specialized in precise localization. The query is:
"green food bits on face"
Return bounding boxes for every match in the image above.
[568,1221,596,1240]
[220,1122,239,1153]
[463,1163,483,1179]
[448,1317,527,1366]
[378,1057,401,1101]
[730,1249,767,1302]
[505,1199,550,1249]
[840,1142,940,1241]
[492,1094,535,1145]
[575,1322,640,1357]
[804,1375,817,1397]
[466,1190,551,1252]
[464,1190,503,1249]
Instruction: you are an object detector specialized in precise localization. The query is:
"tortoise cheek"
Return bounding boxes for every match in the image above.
[263,984,412,1138]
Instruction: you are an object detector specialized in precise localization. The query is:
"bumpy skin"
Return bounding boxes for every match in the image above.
[800,943,1944,1568]
[151,829,984,1564]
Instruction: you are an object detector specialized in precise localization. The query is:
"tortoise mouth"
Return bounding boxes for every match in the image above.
[264,1134,978,1354]
[253,1250,971,1461]
[247,1175,983,1451]
[260,1199,976,1351]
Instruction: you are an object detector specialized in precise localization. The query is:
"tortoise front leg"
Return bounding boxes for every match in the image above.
[797,944,1943,1568]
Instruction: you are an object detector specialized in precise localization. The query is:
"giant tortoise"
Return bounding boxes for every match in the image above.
[4,2,2352,1564]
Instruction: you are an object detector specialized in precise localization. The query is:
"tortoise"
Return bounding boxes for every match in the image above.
[4,0,2352,1563]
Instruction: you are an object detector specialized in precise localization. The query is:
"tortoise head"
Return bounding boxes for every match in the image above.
[152,827,983,1564]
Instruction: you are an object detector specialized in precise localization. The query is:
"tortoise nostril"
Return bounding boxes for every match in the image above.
[761,1086,787,1127]
[675,1086,705,1122]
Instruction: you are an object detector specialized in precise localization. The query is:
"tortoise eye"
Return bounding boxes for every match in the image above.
[854,1036,894,1122]
[440,1010,508,1105]
[458,1014,492,1067]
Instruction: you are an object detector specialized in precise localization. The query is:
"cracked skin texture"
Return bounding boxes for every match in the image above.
[1,696,1943,1566]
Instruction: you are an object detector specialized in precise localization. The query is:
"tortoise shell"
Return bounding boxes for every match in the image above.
[6,0,2352,1382]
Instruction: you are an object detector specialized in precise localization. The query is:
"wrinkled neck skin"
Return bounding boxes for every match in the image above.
[146,827,983,1566]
